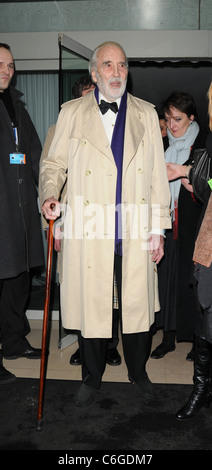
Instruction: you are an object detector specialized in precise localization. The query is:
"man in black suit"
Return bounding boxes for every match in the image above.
[0,43,44,384]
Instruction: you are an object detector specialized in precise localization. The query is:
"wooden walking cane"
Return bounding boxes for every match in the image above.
[37,203,55,431]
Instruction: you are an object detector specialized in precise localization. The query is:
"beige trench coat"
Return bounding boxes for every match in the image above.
[39,91,171,338]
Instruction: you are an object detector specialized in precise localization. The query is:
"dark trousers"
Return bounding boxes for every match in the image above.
[108,307,119,350]
[0,271,31,355]
[79,255,151,389]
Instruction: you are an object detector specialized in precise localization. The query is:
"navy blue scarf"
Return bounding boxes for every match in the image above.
[95,86,127,254]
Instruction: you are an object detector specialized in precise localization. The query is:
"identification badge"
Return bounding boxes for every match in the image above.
[10,153,26,164]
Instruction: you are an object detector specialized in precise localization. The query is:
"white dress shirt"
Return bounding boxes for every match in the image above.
[98,92,121,145]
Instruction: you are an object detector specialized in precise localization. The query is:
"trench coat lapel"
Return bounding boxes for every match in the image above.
[81,93,115,164]
[123,95,145,176]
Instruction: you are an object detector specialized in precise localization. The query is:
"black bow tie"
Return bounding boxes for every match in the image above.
[99,100,118,115]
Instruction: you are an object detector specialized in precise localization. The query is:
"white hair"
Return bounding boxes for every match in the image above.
[88,41,128,74]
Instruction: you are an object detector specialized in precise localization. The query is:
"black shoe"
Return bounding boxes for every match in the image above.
[0,365,16,384]
[151,342,175,359]
[106,348,121,366]
[70,348,81,366]
[186,346,194,361]
[177,336,212,419]
[75,383,95,407]
[0,351,16,384]
[176,390,212,420]
[137,378,154,400]
[129,375,154,400]
[4,346,41,360]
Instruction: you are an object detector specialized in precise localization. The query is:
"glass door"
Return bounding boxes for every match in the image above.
[58,33,92,107]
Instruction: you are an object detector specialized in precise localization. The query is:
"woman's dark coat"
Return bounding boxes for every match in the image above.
[0,86,44,278]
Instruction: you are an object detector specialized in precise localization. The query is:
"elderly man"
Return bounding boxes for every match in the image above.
[41,74,121,368]
[40,41,171,407]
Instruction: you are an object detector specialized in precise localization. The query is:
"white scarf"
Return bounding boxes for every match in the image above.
[165,121,199,215]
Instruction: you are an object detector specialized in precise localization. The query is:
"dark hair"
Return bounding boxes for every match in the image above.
[0,43,11,51]
[162,91,197,119]
[72,75,95,99]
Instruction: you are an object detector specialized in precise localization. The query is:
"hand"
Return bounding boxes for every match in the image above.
[148,234,164,264]
[166,162,185,181]
[41,197,60,220]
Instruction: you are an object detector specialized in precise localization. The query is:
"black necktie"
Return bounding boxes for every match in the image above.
[99,100,118,115]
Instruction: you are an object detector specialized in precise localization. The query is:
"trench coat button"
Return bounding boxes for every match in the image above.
[140,198,146,204]
[19,179,23,184]
[84,200,90,206]
[137,168,143,174]
[85,170,91,176]
[88,265,92,269]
